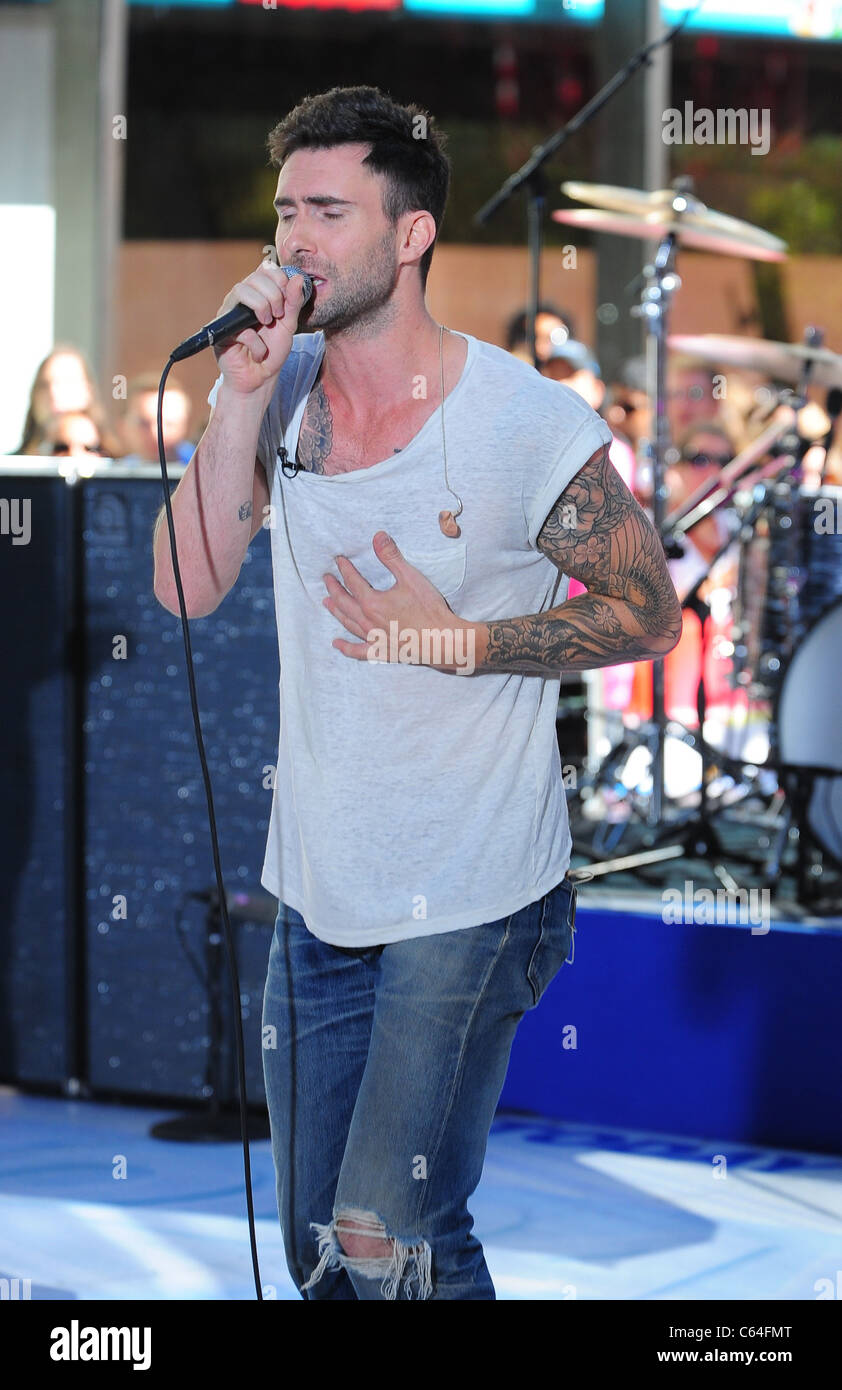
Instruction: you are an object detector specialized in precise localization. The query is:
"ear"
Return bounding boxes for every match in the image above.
[398,211,436,273]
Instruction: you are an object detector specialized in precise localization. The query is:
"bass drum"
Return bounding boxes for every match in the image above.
[731,484,842,698]
[776,599,842,862]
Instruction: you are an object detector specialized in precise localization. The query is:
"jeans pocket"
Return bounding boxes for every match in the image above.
[525,879,577,1009]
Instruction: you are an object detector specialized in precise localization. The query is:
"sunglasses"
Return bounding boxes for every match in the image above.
[682,451,732,467]
[50,441,104,456]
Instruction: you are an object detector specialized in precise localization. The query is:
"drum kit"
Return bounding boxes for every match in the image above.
[553,180,842,905]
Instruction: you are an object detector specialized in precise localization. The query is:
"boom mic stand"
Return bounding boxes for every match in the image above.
[473,3,703,369]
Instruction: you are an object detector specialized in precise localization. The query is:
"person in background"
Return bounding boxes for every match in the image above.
[713,366,772,453]
[14,345,102,456]
[659,419,740,727]
[812,406,842,486]
[667,357,720,438]
[540,337,602,408]
[37,409,117,461]
[540,339,635,490]
[504,302,576,366]
[603,356,652,504]
[116,374,195,466]
[665,420,737,599]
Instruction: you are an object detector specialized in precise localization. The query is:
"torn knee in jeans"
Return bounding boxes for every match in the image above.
[300,1205,433,1300]
[336,1211,394,1259]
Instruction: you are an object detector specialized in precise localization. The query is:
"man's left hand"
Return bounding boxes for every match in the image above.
[322,532,476,674]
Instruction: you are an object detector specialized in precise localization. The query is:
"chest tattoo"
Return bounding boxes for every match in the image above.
[293,380,408,473]
[296,383,333,474]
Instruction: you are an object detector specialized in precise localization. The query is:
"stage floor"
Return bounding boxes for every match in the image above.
[2,1090,840,1301]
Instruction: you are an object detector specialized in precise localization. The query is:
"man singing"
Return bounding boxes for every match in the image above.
[153,85,681,1301]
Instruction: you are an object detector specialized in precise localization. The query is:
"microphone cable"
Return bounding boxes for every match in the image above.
[154,356,265,1301]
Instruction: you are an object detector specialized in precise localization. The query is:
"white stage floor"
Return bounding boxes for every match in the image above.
[1,1090,839,1301]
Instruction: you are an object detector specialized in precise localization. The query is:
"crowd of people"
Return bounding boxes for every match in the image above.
[12,320,841,735]
[10,301,839,818]
[15,316,842,495]
[11,346,198,467]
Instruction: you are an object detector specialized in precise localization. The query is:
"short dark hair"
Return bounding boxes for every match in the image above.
[267,86,450,287]
[505,303,577,352]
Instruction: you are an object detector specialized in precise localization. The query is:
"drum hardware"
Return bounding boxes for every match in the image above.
[542,173,841,904]
[475,25,771,842]
[661,406,797,536]
[553,192,787,263]
[632,219,679,825]
[657,335,842,901]
[773,597,842,895]
[570,396,802,868]
[666,332,842,391]
[713,492,842,903]
[568,411,826,888]
[570,494,775,873]
[552,176,790,827]
[475,6,700,366]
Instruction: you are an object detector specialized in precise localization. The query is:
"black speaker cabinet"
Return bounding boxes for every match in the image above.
[0,472,70,1086]
[0,463,280,1105]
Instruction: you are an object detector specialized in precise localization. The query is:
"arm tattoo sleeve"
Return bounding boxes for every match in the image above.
[480,442,683,675]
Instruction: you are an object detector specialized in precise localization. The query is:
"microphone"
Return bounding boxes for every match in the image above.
[169,266,314,363]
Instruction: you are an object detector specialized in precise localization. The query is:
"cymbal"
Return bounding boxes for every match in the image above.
[551,206,787,263]
[562,181,767,235]
[668,334,842,389]
[561,181,786,248]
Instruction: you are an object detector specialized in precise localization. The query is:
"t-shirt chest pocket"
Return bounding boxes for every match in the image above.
[400,542,467,601]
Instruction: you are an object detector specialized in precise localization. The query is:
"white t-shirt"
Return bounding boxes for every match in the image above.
[208,330,611,946]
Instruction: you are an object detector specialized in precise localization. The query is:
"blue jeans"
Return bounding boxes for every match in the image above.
[260,875,577,1300]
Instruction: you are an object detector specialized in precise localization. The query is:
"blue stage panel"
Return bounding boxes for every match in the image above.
[501,906,842,1155]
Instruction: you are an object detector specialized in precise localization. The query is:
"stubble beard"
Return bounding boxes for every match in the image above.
[301,232,401,338]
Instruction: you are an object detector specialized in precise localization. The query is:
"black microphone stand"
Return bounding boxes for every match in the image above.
[473,3,702,368]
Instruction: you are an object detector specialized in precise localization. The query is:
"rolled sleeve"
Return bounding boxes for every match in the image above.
[524,399,612,549]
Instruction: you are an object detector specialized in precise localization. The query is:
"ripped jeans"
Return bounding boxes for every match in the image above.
[260,875,577,1300]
